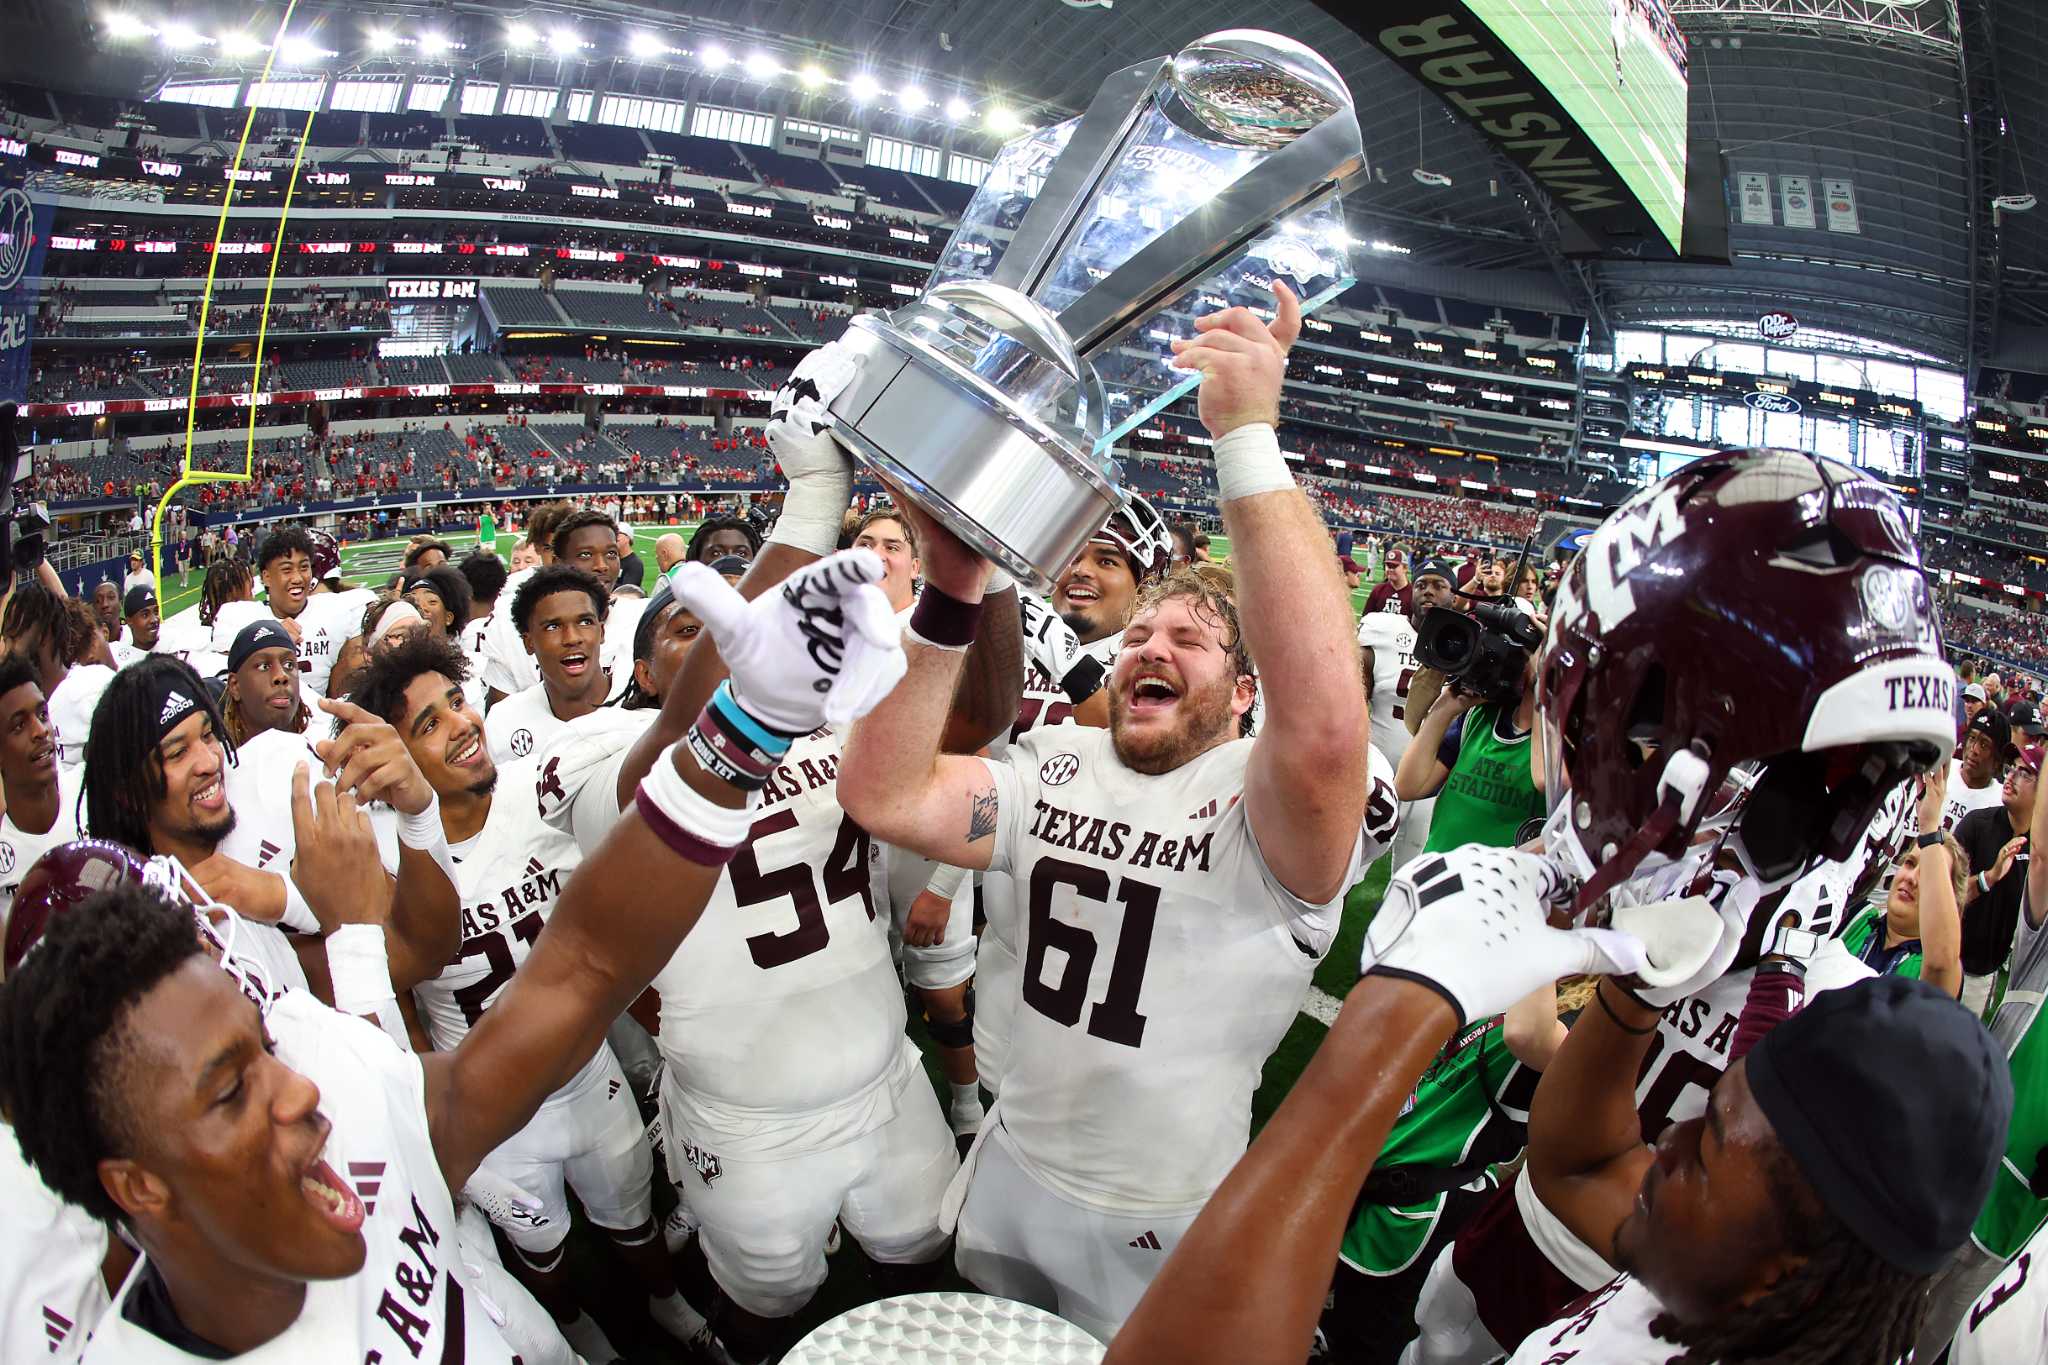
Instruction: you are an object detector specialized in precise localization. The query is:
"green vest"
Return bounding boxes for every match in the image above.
[1340,1018,1514,1275]
[478,512,498,550]
[1424,703,1546,853]
[1841,905,1925,982]
[1977,1010,2048,1258]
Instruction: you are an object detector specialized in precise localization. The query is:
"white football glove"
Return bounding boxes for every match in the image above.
[1629,867,1760,1008]
[670,547,907,734]
[462,1167,551,1235]
[1018,591,1105,703]
[1363,846,1650,1027]
[764,342,861,555]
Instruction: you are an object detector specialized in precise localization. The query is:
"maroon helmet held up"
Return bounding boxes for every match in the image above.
[1539,449,1954,912]
[4,838,152,975]
[306,527,343,582]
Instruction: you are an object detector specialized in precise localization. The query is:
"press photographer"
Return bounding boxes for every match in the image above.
[1393,562,1546,852]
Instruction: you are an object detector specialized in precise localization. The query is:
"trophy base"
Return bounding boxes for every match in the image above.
[824,314,1121,593]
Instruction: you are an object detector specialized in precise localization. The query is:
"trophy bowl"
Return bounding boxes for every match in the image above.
[1163,30,1353,149]
[823,279,1123,592]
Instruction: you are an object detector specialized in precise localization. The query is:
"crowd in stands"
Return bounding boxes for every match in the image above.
[1942,598,2048,669]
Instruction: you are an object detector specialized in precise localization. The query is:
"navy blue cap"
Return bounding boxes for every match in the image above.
[1747,975,2012,1274]
[228,619,297,674]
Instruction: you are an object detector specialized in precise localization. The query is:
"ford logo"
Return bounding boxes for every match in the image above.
[1744,390,1802,415]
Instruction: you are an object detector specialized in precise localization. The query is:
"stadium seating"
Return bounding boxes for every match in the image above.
[483,288,569,327]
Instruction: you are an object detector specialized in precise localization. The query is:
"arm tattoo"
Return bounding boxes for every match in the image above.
[967,787,999,843]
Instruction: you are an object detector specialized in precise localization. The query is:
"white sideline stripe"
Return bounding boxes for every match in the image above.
[1301,985,1343,1028]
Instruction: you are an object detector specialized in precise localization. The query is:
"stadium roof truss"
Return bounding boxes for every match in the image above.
[1670,0,1956,51]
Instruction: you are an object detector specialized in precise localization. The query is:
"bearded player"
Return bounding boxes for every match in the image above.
[839,282,1401,1340]
[972,494,1174,1104]
[0,544,911,1362]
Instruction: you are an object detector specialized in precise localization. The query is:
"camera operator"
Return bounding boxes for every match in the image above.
[1394,586,1545,854]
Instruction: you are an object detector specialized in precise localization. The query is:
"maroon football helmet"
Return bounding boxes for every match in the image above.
[5,839,152,974]
[306,527,342,583]
[1540,449,1953,911]
[1091,492,1172,582]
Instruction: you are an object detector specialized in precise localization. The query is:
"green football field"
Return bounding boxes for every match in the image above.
[172,519,1397,1357]
[1467,0,1690,253]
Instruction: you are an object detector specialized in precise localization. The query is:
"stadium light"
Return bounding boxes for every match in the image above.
[418,31,452,55]
[548,26,582,55]
[507,21,538,48]
[745,51,780,80]
[103,12,155,40]
[626,31,666,59]
[945,96,971,121]
[798,63,827,89]
[160,23,208,48]
[985,105,1018,133]
[217,31,264,58]
[898,85,930,112]
[849,72,881,102]
[365,27,397,51]
[700,43,730,71]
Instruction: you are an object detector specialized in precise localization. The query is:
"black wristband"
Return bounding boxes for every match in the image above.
[1916,830,1945,849]
[1060,654,1107,706]
[1596,981,1660,1035]
[908,584,983,649]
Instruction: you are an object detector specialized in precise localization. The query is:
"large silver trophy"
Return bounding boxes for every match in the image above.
[824,30,1364,589]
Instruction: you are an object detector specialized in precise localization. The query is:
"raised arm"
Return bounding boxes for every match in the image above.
[1173,283,1368,904]
[839,510,1007,872]
[2032,749,2048,932]
[1913,767,1964,999]
[1106,846,1642,1365]
[1524,976,1662,1260]
[1397,686,1472,802]
[426,548,904,1190]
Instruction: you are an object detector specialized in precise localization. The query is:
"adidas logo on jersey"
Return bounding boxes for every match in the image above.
[1127,1230,1163,1251]
[607,1078,621,1101]
[159,691,195,726]
[348,1160,386,1216]
[257,839,281,869]
[43,1304,74,1351]
[1188,799,1217,820]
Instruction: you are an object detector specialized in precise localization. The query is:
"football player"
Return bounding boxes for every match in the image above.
[219,620,309,746]
[1104,449,1969,1365]
[838,282,1401,1340]
[0,544,909,1362]
[483,567,619,767]
[477,501,571,705]
[978,493,1173,1100]
[347,632,717,1362]
[533,352,1022,1362]
[849,506,986,1143]
[0,655,81,931]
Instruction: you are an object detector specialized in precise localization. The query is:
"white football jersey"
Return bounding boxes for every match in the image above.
[407,765,594,1063]
[1356,609,1420,768]
[533,706,659,858]
[48,665,115,769]
[1009,629,1123,745]
[483,678,623,768]
[0,1119,110,1364]
[980,725,1398,1211]
[1504,1275,1665,1363]
[1952,1219,2048,1365]
[218,730,404,875]
[84,991,518,1363]
[281,591,357,700]
[652,727,903,1151]
[0,764,82,931]
[1946,761,2006,833]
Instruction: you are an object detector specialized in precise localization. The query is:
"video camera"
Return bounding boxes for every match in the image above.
[0,403,49,578]
[1414,599,1544,704]
[1411,537,1546,704]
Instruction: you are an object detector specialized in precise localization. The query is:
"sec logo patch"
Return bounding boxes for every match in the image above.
[1040,753,1079,786]
[0,842,13,874]
[510,729,534,757]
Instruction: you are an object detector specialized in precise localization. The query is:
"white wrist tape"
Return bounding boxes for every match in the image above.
[1212,423,1294,502]
[397,792,442,849]
[638,740,763,852]
[766,471,853,557]
[925,863,969,901]
[395,792,459,885]
[279,877,321,935]
[326,923,396,1018]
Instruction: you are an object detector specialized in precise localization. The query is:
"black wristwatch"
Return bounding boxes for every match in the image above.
[1916,830,1945,849]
